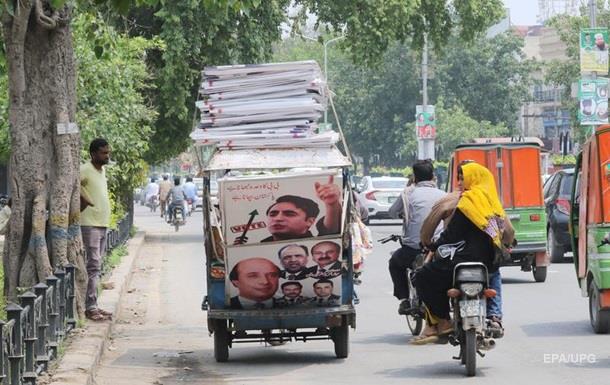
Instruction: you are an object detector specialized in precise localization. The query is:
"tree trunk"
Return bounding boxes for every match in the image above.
[2,2,87,314]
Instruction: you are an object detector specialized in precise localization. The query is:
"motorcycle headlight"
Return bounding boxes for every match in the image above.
[460,283,483,297]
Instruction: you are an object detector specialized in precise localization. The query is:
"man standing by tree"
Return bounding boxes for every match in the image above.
[80,138,113,321]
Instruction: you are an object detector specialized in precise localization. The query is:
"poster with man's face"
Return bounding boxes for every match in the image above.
[225,238,344,309]
[220,171,343,246]
[580,28,609,74]
[578,78,609,125]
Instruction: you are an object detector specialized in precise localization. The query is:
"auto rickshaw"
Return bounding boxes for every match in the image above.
[447,141,548,282]
[200,146,358,361]
[570,124,610,333]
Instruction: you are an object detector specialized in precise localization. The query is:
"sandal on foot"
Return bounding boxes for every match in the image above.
[97,308,113,318]
[409,333,439,345]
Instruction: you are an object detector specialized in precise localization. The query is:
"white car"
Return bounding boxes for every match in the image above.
[194,178,219,208]
[358,176,407,222]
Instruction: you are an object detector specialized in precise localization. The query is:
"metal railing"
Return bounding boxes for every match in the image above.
[106,211,132,254]
[0,265,76,385]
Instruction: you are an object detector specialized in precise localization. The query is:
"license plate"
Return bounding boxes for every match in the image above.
[508,214,520,220]
[459,299,481,317]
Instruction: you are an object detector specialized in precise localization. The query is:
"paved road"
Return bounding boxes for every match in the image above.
[94,208,610,384]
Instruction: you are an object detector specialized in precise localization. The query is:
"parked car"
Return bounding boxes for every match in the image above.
[357,176,407,223]
[543,168,575,262]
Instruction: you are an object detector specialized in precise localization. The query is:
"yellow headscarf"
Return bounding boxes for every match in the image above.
[457,163,506,247]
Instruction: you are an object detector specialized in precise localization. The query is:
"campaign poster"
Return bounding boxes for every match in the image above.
[220,171,343,246]
[225,238,344,309]
[580,28,609,74]
[578,78,609,125]
[416,105,436,139]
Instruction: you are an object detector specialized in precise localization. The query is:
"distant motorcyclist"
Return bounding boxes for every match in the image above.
[158,174,172,217]
[387,160,446,315]
[144,178,159,207]
[183,176,198,212]
[167,177,187,221]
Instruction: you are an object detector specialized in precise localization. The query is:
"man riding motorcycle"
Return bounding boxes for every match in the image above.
[387,160,446,315]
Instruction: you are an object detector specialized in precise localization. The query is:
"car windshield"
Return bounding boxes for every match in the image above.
[371,179,406,189]
[560,174,573,196]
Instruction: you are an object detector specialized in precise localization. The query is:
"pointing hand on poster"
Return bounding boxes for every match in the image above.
[233,209,259,245]
[314,175,341,206]
[315,175,342,235]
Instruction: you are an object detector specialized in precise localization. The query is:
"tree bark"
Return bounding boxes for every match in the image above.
[2,2,86,314]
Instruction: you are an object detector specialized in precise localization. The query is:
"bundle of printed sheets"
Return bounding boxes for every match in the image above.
[191,61,338,149]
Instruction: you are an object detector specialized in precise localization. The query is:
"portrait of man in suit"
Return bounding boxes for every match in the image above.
[308,240,343,279]
[310,279,340,307]
[229,257,280,309]
[278,244,312,280]
[275,281,308,307]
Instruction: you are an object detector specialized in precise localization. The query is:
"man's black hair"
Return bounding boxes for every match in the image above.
[174,177,180,186]
[413,159,434,182]
[281,281,303,290]
[266,195,320,219]
[186,176,193,182]
[229,260,280,281]
[163,175,169,180]
[313,278,334,287]
[151,177,156,183]
[278,244,309,259]
[89,138,109,154]
[312,241,340,254]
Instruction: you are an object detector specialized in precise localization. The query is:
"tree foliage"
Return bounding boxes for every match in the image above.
[435,32,538,133]
[294,0,505,65]
[73,12,159,216]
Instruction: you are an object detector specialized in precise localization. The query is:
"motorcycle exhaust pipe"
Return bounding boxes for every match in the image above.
[480,337,496,351]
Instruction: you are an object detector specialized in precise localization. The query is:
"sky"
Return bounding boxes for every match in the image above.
[503,0,540,25]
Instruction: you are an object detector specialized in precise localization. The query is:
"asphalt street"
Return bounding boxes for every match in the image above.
[93,206,610,385]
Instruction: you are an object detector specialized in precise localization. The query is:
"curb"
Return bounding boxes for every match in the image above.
[49,231,146,385]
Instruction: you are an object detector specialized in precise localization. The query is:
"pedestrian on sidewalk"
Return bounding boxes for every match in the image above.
[80,138,113,322]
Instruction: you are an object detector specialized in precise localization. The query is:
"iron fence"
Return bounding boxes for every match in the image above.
[106,211,133,254]
[0,265,76,385]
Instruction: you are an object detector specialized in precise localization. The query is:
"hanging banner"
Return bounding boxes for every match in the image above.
[415,105,436,139]
[578,78,609,125]
[580,28,609,74]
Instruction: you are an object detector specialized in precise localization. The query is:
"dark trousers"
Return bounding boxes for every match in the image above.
[388,245,420,300]
[414,259,455,320]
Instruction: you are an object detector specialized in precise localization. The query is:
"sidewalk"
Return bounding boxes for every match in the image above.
[48,205,163,385]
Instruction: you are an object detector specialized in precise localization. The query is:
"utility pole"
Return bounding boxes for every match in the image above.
[418,34,435,160]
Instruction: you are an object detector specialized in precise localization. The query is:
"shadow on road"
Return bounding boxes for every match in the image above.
[352,332,415,346]
[375,360,492,379]
[520,320,592,337]
[501,277,538,285]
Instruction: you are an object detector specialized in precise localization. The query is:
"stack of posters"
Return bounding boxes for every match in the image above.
[214,170,347,310]
[191,61,335,149]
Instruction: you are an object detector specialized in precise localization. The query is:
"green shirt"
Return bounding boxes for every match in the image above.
[80,161,111,227]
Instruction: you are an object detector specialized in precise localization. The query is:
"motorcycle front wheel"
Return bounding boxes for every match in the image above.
[464,329,477,377]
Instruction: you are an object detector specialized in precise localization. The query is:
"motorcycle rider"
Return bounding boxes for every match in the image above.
[167,177,187,222]
[413,162,507,344]
[387,159,446,315]
[183,176,198,212]
[158,174,172,217]
[144,177,159,208]
[420,159,514,338]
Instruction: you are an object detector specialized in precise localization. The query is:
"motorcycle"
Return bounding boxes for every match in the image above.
[379,234,425,336]
[147,195,159,212]
[438,243,498,377]
[166,205,186,232]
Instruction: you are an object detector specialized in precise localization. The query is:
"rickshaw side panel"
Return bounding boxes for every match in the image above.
[507,147,544,207]
[599,129,610,223]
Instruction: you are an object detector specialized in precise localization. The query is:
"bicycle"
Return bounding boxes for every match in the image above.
[380,234,426,336]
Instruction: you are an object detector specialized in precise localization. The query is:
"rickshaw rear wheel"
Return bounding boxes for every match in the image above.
[532,265,547,282]
[331,316,349,359]
[589,281,610,334]
[213,319,230,362]
[547,229,565,263]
